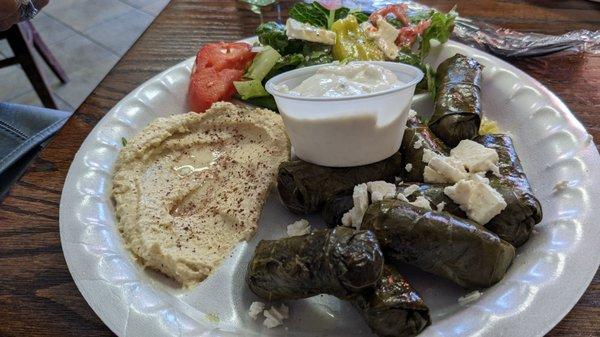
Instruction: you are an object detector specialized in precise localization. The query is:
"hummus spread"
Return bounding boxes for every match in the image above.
[112,102,290,286]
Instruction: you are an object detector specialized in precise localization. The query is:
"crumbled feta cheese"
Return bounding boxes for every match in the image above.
[423,166,447,183]
[248,302,265,320]
[396,192,409,202]
[423,148,469,183]
[405,163,413,172]
[410,196,431,210]
[408,109,417,119]
[471,171,489,180]
[436,201,446,212]
[458,290,482,305]
[554,180,570,192]
[423,141,501,184]
[444,176,507,224]
[450,140,499,173]
[286,219,310,237]
[344,183,369,229]
[341,211,352,226]
[361,18,399,60]
[490,164,501,177]
[413,136,424,149]
[422,149,437,164]
[353,183,369,209]
[263,313,281,328]
[426,156,469,183]
[285,18,336,45]
[343,208,357,227]
[367,181,396,202]
[403,184,420,197]
[263,304,289,328]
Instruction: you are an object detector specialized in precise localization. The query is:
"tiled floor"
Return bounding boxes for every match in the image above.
[0,0,170,111]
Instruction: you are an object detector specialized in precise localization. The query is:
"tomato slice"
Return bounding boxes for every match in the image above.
[188,42,255,112]
[188,67,244,112]
[195,42,255,72]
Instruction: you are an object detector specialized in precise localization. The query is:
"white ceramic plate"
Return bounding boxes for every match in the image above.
[60,39,600,337]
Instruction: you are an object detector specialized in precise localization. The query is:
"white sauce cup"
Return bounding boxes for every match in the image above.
[265,61,424,167]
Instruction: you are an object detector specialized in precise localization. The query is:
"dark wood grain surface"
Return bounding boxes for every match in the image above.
[1,0,598,336]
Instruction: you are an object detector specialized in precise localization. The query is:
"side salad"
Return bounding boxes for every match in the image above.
[188,2,456,112]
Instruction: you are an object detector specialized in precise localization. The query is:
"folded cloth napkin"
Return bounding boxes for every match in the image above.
[0,102,71,199]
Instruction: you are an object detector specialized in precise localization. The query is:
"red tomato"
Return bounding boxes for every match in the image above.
[189,67,244,112]
[195,42,255,71]
[188,42,255,112]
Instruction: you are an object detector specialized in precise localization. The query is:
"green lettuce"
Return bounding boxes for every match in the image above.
[408,9,435,25]
[256,22,303,55]
[289,2,368,29]
[397,50,436,97]
[264,44,333,82]
[419,9,456,59]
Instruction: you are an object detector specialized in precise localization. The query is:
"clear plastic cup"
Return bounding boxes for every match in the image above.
[265,61,424,167]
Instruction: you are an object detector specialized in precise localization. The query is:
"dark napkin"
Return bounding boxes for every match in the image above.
[0,102,71,199]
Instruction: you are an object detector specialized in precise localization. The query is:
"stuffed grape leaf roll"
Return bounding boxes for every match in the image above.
[246,227,384,301]
[397,182,466,217]
[351,265,431,337]
[476,134,543,246]
[391,133,540,246]
[428,54,483,147]
[362,199,515,289]
[401,116,449,182]
[277,153,403,214]
[321,182,461,228]
[323,174,540,247]
[322,192,355,227]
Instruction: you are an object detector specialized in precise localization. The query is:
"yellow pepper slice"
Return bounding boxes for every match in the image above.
[331,15,384,61]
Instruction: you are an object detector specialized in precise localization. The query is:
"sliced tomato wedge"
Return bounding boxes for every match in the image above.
[188,67,244,112]
[194,42,254,71]
[188,42,255,112]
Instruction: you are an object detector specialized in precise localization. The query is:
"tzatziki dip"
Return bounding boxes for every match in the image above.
[278,62,402,98]
[265,61,423,167]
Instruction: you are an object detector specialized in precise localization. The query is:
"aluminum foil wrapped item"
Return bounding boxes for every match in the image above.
[343,0,600,57]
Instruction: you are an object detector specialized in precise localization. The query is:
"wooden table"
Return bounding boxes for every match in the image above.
[1,0,598,335]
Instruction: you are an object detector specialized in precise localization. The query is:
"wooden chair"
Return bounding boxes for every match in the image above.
[0,21,68,109]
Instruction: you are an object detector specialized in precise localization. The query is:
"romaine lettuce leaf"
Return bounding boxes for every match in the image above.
[256,22,303,55]
[419,9,456,59]
[397,50,436,97]
[263,44,333,82]
[289,2,368,29]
